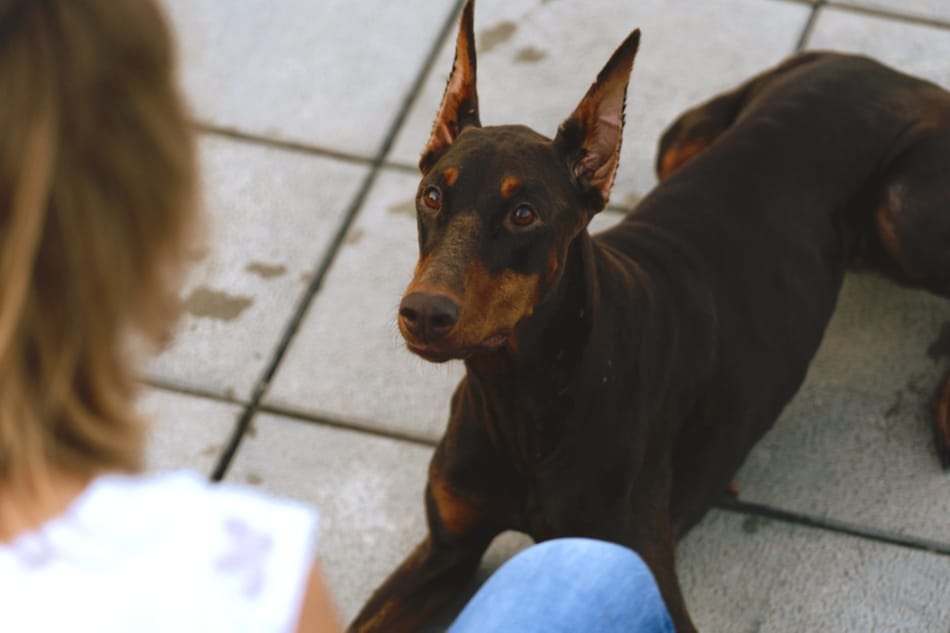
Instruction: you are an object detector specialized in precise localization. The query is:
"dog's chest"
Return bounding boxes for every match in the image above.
[522,512,558,542]
[518,481,564,541]
[516,467,620,541]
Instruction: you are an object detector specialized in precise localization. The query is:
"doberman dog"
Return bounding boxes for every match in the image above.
[349,1,950,631]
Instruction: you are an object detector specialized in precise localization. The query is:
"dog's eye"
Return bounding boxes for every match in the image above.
[422,185,442,210]
[510,204,537,227]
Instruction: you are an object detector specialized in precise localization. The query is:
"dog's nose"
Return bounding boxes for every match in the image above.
[399,292,460,342]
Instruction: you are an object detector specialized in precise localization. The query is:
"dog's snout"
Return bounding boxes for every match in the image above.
[399,292,460,343]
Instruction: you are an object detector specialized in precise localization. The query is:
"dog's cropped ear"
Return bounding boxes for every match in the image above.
[554,29,640,210]
[419,0,481,173]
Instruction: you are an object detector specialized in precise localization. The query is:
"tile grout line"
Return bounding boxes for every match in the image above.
[256,403,438,450]
[195,4,950,166]
[795,0,825,51]
[766,0,820,8]
[196,121,423,175]
[717,497,950,557]
[196,122,377,167]
[824,1,950,31]
[142,377,247,407]
[151,370,950,557]
[208,0,468,482]
[143,376,435,447]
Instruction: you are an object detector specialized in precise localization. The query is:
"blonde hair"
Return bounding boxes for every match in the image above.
[0,0,197,489]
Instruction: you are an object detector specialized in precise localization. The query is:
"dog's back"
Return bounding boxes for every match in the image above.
[615,52,950,530]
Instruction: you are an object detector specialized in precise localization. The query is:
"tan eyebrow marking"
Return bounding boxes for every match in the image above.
[500,176,522,197]
[442,166,460,187]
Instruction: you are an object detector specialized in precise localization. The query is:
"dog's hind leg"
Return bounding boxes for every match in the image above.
[655,86,748,181]
[656,51,831,182]
[863,129,950,468]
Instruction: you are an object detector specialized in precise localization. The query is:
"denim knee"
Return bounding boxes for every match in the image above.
[450,537,674,633]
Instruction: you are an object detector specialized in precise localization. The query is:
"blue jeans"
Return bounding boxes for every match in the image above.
[450,538,675,633]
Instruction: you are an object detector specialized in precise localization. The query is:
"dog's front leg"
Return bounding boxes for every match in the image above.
[627,463,699,633]
[346,534,489,633]
[347,475,497,633]
[634,528,696,633]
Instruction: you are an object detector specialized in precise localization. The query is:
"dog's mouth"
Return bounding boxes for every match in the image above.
[406,332,509,363]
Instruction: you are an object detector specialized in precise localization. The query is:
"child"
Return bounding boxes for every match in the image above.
[0,1,337,630]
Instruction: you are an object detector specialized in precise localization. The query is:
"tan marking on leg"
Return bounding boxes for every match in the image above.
[658,138,711,181]
[932,370,950,468]
[442,166,459,187]
[356,602,397,633]
[500,175,522,198]
[875,206,914,277]
[429,476,476,536]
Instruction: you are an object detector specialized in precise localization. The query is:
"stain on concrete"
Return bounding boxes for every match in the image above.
[299,271,313,284]
[741,515,771,534]
[245,261,287,279]
[514,46,547,64]
[200,444,221,457]
[245,472,263,485]
[906,372,931,397]
[927,322,950,361]
[246,421,258,438]
[344,226,365,246]
[884,390,903,418]
[883,370,936,418]
[183,286,253,322]
[480,21,517,53]
[223,387,237,400]
[387,200,415,217]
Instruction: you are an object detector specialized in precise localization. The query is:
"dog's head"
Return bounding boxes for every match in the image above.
[398,0,640,362]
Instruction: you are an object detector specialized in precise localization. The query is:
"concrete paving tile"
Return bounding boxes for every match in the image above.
[265,168,627,441]
[227,408,950,629]
[678,510,950,632]
[223,412,434,622]
[388,0,810,210]
[829,1,950,25]
[226,401,950,631]
[144,136,367,399]
[264,169,463,441]
[160,0,459,157]
[808,7,950,87]
[426,506,950,632]
[138,387,241,474]
[735,274,950,543]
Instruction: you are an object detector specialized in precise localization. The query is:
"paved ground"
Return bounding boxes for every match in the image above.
[147,1,950,630]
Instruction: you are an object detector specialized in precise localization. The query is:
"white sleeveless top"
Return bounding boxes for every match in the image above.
[0,470,319,633]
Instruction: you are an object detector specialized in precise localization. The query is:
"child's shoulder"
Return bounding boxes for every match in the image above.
[1,471,319,633]
[91,469,318,534]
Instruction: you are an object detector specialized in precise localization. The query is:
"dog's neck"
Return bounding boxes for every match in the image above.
[465,229,598,390]
[461,230,610,466]
[461,219,716,467]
